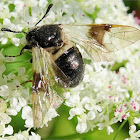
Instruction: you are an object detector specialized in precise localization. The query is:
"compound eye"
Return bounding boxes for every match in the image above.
[26,32,32,42]
[26,30,36,43]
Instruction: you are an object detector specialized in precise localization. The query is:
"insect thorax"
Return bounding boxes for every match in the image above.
[26,24,63,48]
[26,24,85,88]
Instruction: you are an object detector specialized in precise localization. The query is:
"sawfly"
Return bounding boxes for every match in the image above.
[1,4,140,128]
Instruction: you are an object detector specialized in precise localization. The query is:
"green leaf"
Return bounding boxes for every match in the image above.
[9,110,26,133]
[8,4,15,12]
[85,6,100,21]
[111,60,128,72]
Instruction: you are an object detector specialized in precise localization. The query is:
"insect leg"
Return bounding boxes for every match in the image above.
[1,28,29,57]
[16,80,33,87]
[21,80,33,85]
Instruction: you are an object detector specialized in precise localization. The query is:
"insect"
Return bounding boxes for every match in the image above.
[1,4,140,129]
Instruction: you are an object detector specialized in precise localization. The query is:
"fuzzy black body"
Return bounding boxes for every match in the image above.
[55,47,84,87]
[26,24,84,88]
[26,25,63,48]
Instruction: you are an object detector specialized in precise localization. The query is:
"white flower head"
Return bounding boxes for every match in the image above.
[0,0,140,139]
[107,126,114,135]
[22,106,33,128]
[2,125,13,136]
[29,132,41,140]
[76,117,87,134]
[43,107,59,125]
[133,117,140,124]
[114,105,130,122]
[125,125,140,140]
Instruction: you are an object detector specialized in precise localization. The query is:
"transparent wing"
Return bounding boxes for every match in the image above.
[32,47,64,129]
[62,24,140,62]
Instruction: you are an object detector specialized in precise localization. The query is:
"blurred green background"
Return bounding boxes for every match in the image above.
[123,0,140,19]
[2,0,140,140]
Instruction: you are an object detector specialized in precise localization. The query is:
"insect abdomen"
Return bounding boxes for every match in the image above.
[55,47,84,88]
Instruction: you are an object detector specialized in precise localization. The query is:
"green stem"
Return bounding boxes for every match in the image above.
[128,117,134,127]
[113,120,127,140]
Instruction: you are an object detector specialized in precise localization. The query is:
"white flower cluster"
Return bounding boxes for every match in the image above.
[0,131,41,140]
[0,0,140,139]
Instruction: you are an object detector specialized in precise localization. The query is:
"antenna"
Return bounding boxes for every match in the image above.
[1,4,53,33]
[35,3,53,26]
[1,28,27,34]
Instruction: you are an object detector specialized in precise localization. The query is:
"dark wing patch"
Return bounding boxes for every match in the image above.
[88,24,112,46]
[62,24,140,62]
[32,47,63,129]
[88,24,140,52]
